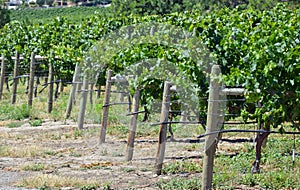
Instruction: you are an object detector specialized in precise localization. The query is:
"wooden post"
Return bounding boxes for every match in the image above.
[201,65,221,190]
[0,54,6,100]
[77,73,89,129]
[60,80,64,94]
[127,93,132,112]
[96,84,101,99]
[119,92,125,102]
[54,80,59,100]
[65,63,80,119]
[154,81,171,175]
[99,70,113,144]
[89,82,94,105]
[77,81,82,95]
[28,52,35,107]
[180,102,188,123]
[34,76,40,97]
[11,51,20,104]
[48,54,54,113]
[126,90,140,161]
[5,76,9,92]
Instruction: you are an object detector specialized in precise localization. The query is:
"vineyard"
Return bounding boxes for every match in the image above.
[9,6,112,24]
[0,2,300,189]
[1,3,300,127]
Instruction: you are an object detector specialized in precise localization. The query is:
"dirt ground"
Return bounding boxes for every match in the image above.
[0,120,204,189]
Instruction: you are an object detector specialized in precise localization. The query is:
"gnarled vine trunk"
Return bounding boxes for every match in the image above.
[251,121,270,174]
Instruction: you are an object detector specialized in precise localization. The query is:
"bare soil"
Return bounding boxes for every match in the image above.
[0,120,203,189]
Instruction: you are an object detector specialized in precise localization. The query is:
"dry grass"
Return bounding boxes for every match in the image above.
[0,120,15,127]
[17,174,100,189]
[0,145,51,158]
[0,131,11,139]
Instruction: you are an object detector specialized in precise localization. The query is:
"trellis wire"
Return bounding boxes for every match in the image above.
[198,129,300,138]
[150,121,205,126]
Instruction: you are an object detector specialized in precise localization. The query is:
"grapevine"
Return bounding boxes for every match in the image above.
[0,3,299,129]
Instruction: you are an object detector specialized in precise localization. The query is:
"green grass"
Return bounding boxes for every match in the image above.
[7,121,24,128]
[122,167,135,173]
[29,119,43,127]
[162,160,202,175]
[0,82,104,124]
[212,136,300,189]
[155,136,300,189]
[156,177,200,190]
[0,103,30,121]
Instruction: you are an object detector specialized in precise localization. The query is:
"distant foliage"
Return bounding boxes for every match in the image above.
[10,6,111,24]
[8,1,300,24]
[111,0,185,15]
[0,5,10,28]
[111,0,300,16]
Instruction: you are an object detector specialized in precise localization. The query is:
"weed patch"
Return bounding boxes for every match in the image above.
[0,145,51,158]
[29,119,43,127]
[20,163,47,171]
[0,103,30,121]
[162,160,202,174]
[7,121,24,128]
[156,177,200,190]
[17,174,100,189]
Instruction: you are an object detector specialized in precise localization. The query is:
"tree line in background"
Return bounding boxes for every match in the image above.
[111,0,300,16]
[1,0,300,29]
